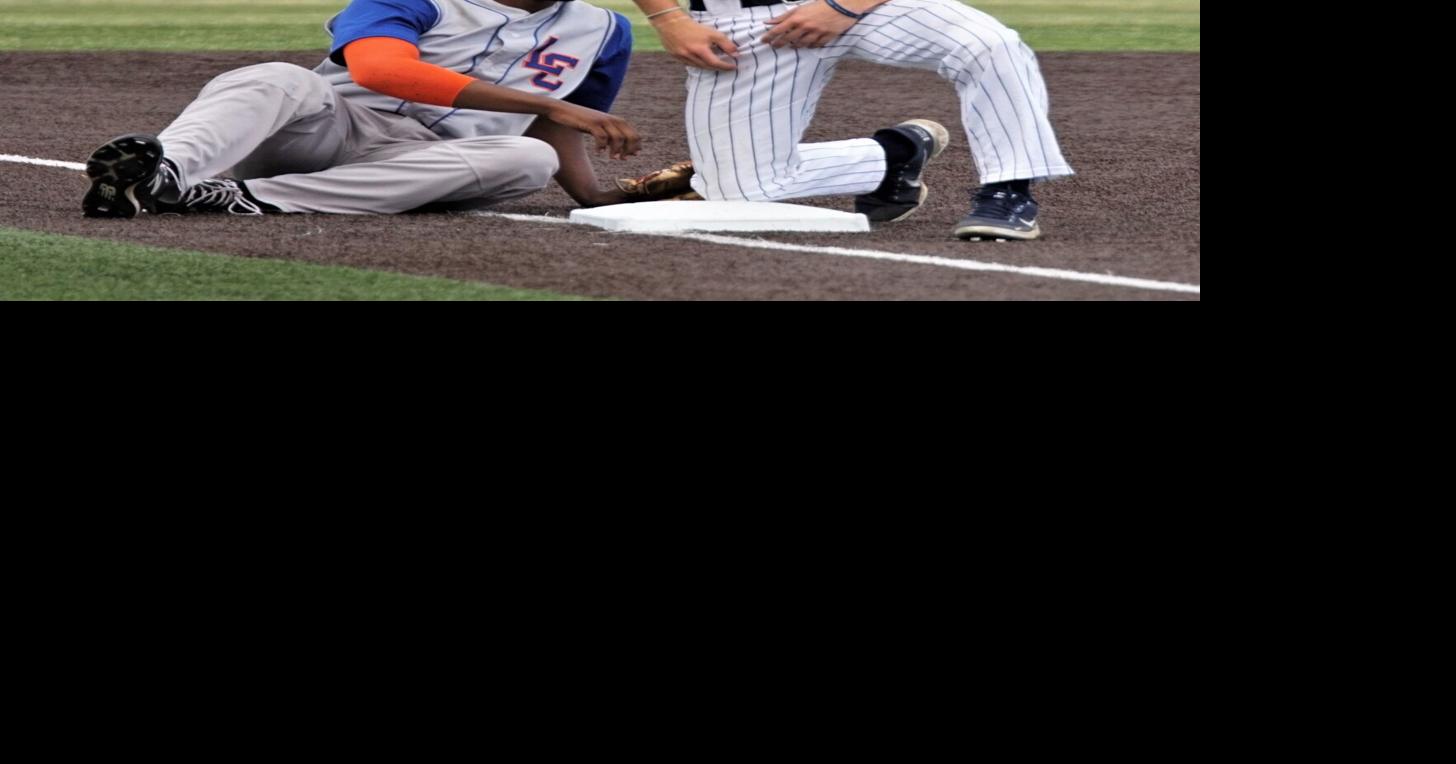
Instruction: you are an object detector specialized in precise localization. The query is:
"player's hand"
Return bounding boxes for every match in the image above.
[763,1,860,49]
[547,102,641,160]
[653,12,739,71]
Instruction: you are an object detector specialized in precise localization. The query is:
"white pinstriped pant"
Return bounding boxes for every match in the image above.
[686,0,1074,202]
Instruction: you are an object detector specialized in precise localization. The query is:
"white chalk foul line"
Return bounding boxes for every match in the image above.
[1,154,86,171]
[477,212,1201,296]
[677,231,1199,294]
[1,154,1199,295]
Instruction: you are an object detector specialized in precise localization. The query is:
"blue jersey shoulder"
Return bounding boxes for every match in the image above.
[329,0,443,64]
[564,11,633,113]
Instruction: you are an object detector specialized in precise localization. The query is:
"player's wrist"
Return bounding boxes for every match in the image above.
[644,2,687,25]
[827,0,881,16]
[582,187,630,207]
[648,8,689,27]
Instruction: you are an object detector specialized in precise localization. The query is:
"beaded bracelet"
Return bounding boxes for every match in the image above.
[823,0,867,20]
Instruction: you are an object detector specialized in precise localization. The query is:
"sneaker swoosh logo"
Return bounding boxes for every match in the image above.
[1017,217,1037,227]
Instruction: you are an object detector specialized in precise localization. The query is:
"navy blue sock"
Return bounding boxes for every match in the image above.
[985,179,1032,196]
[872,131,917,166]
[871,131,918,195]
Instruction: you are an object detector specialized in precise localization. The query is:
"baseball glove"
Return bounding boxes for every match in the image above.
[616,160,702,201]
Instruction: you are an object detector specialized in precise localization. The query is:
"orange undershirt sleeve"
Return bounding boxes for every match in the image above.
[343,37,475,108]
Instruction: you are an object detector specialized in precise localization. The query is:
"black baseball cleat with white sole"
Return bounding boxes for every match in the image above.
[83,134,178,218]
[954,185,1041,241]
[855,119,950,223]
[151,178,278,216]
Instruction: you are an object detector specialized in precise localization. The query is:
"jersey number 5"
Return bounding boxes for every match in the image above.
[524,37,581,92]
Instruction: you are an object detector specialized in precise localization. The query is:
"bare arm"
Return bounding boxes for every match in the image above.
[524,118,631,207]
[632,0,740,71]
[343,38,641,160]
[454,81,642,160]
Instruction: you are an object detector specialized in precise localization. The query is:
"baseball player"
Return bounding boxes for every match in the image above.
[633,0,1073,240]
[84,0,641,218]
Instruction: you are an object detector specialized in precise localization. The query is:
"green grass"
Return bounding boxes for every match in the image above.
[0,0,1199,52]
[0,227,587,300]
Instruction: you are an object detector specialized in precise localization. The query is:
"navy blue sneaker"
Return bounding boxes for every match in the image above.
[954,185,1041,241]
[82,134,181,218]
[855,119,950,223]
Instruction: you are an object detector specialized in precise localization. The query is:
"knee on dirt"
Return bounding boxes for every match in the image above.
[729,186,793,204]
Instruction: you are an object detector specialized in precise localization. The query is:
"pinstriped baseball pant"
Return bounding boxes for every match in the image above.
[686,0,1074,202]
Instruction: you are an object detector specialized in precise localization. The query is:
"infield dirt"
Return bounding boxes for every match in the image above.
[0,50,1200,299]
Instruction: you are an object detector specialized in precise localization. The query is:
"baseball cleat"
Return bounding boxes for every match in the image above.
[855,119,950,224]
[83,134,173,219]
[152,178,276,216]
[954,185,1041,241]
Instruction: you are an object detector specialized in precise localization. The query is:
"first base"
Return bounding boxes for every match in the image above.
[569,200,870,233]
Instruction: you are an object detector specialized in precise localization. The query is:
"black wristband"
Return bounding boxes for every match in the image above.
[823,0,867,20]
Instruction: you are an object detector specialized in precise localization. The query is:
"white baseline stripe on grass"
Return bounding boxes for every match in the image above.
[0,154,1200,295]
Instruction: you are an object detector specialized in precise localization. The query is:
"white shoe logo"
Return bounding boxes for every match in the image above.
[99,185,115,201]
[1017,217,1036,227]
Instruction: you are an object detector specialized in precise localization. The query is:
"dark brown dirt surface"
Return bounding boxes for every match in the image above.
[0,50,1199,300]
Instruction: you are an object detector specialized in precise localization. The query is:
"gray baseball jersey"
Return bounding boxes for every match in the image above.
[316,0,633,139]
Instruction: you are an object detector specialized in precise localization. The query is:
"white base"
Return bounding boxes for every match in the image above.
[569,200,870,233]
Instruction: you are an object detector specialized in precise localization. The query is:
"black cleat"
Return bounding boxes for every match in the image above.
[855,119,950,223]
[152,178,275,216]
[954,185,1041,241]
[82,134,172,219]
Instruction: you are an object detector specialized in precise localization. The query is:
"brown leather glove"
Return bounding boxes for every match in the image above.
[615,160,703,201]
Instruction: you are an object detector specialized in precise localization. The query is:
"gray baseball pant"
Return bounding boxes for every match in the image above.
[156,63,558,214]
